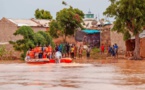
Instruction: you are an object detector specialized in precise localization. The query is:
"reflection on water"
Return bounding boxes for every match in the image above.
[0,61,145,90]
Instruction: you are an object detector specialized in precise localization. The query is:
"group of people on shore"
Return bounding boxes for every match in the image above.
[54,43,86,59]
[25,42,118,61]
[100,43,119,58]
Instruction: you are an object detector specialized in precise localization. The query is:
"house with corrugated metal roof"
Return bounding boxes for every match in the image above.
[0,17,50,43]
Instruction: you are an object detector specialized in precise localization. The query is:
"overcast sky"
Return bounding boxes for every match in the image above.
[0,0,113,21]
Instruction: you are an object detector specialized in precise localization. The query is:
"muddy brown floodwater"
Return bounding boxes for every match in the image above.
[0,60,145,90]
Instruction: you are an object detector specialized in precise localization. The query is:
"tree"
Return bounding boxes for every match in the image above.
[34,9,53,19]
[55,6,84,42]
[10,26,54,59]
[103,0,145,60]
[37,31,54,47]
[10,26,35,59]
[49,20,62,38]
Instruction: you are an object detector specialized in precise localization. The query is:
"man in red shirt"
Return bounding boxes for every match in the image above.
[100,44,105,54]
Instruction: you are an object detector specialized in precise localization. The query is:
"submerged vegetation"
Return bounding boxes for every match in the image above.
[0,45,16,60]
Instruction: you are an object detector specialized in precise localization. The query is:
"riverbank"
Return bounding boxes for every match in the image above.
[0,54,144,64]
[0,60,24,64]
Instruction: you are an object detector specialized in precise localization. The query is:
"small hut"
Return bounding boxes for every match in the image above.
[75,29,100,47]
[126,30,145,58]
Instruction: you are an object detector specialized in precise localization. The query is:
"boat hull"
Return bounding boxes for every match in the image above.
[49,58,72,63]
[25,58,72,64]
[25,59,49,64]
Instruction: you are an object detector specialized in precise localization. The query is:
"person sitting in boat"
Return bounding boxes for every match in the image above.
[43,51,47,59]
[33,45,39,59]
[38,45,43,59]
[45,45,52,59]
[25,49,30,60]
[48,44,52,59]
[54,50,62,63]
[25,48,35,60]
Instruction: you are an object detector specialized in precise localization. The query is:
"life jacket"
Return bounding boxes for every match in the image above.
[43,53,47,58]
[45,47,49,52]
[34,47,40,53]
[46,46,52,55]
[48,46,52,52]
[33,47,37,53]
[38,47,42,53]
[29,50,35,58]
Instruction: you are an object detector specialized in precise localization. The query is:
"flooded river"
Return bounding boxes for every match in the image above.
[0,61,145,90]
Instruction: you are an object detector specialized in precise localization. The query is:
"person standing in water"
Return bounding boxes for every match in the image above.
[113,43,119,58]
[78,45,83,59]
[54,50,62,63]
[100,44,105,54]
[86,45,91,59]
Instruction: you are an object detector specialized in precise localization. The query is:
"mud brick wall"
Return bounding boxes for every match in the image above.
[0,18,21,42]
[140,38,145,58]
[100,29,111,49]
[110,31,126,53]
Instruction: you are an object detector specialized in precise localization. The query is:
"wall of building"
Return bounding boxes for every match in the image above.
[31,27,48,32]
[0,18,49,42]
[0,18,49,58]
[0,18,20,42]
[100,28,111,48]
[125,38,145,58]
[140,38,145,58]
[53,35,76,44]
[110,31,126,52]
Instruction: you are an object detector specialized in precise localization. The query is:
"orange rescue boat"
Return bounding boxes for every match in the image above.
[25,58,72,64]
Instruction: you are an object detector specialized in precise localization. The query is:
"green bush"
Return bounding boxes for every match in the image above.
[91,47,100,53]
[0,45,6,58]
[0,45,17,60]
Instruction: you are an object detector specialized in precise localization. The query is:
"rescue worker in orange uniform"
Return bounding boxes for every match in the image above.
[26,48,35,60]
[29,48,35,59]
[38,45,43,59]
[46,45,52,59]
[33,45,39,59]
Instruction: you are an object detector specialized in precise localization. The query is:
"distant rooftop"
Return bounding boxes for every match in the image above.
[88,9,91,14]
[85,10,94,19]
[8,19,38,27]
[82,29,100,34]
[6,18,51,27]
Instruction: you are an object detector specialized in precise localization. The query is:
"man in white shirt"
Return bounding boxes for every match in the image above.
[55,51,62,63]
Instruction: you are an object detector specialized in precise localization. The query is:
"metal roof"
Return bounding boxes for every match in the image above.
[7,18,50,27]
[82,29,100,34]
[131,30,145,39]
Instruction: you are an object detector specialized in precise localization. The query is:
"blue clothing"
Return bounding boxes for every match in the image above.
[114,45,118,49]
[109,47,115,56]
[59,44,63,52]
[58,45,62,52]
[113,45,118,54]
